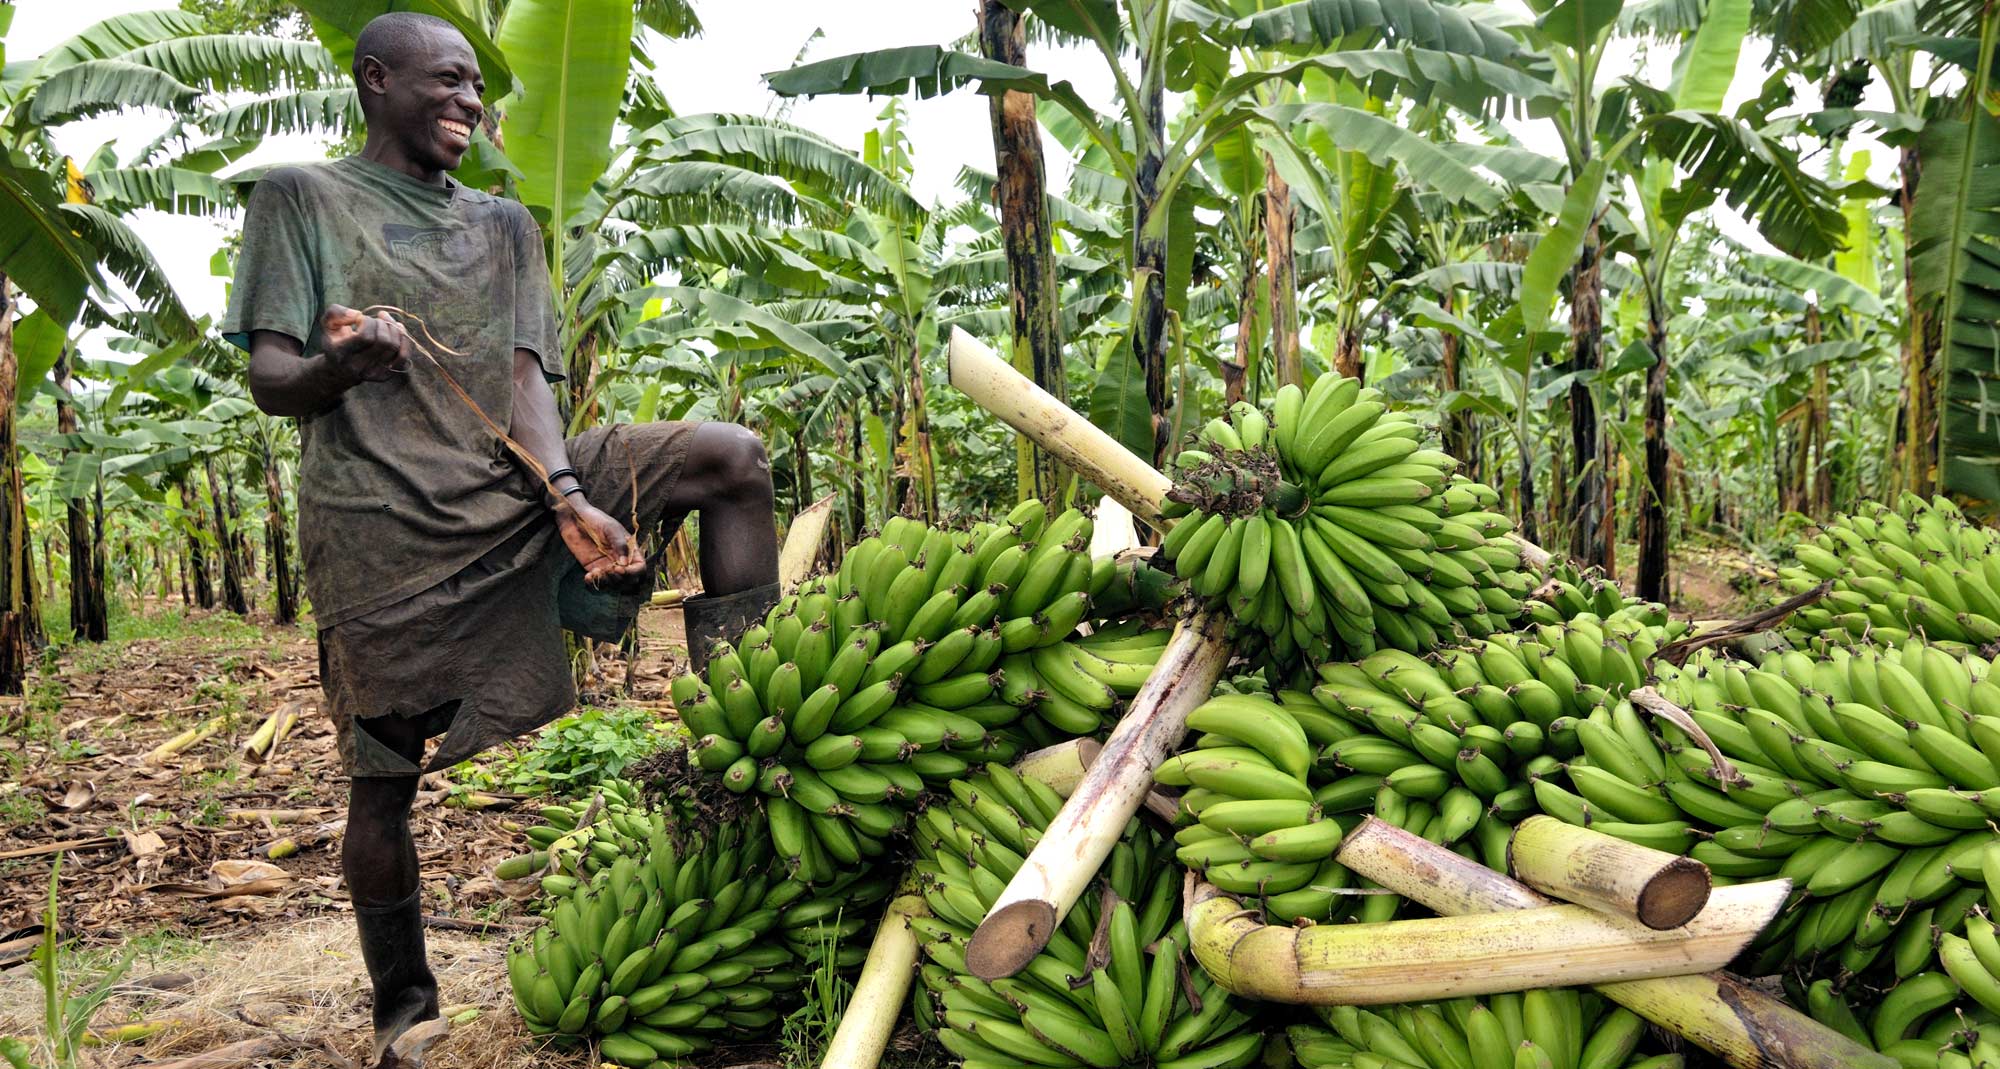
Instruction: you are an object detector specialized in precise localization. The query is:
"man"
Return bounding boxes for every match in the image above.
[222,13,779,1066]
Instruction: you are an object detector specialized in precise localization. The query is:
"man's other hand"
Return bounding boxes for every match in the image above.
[558,501,648,589]
[324,305,412,382]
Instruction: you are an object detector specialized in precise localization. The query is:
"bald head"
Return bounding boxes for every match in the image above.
[352,12,465,86]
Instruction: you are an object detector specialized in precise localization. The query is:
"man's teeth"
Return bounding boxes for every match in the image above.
[440,120,471,138]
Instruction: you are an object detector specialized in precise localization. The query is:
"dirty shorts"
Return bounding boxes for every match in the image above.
[320,421,698,778]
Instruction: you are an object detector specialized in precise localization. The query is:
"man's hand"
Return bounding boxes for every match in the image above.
[558,500,648,589]
[323,305,412,382]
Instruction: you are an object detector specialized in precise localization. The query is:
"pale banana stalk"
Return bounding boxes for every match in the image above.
[1340,816,1894,1069]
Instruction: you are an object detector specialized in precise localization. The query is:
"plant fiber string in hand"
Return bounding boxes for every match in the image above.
[357,305,644,577]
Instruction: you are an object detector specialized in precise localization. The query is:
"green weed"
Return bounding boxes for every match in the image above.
[458,705,676,796]
[32,856,135,1069]
[779,915,852,1068]
[0,790,45,830]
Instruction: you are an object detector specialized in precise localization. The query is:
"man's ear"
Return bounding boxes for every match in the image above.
[358,55,391,98]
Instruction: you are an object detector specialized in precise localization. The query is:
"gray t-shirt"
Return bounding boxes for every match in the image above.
[223,155,562,627]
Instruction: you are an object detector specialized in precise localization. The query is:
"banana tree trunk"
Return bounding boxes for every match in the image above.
[1439,293,1473,476]
[1897,142,1935,496]
[947,328,1173,523]
[1805,302,1830,516]
[1186,879,1779,1004]
[1333,323,1363,381]
[55,352,106,642]
[566,329,600,432]
[263,451,298,625]
[820,886,926,1069]
[180,471,215,610]
[980,0,1069,510]
[1132,68,1171,468]
[906,340,939,523]
[1265,159,1300,390]
[206,458,248,616]
[0,277,32,692]
[1569,218,1608,569]
[1225,233,1260,406]
[1637,289,1670,603]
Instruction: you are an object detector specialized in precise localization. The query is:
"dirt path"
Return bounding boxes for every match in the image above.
[0,602,692,1068]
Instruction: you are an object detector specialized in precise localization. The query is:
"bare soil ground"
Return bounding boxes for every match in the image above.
[0,602,722,1068]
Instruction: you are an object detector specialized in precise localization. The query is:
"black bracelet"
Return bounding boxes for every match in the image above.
[546,466,579,485]
[561,485,588,498]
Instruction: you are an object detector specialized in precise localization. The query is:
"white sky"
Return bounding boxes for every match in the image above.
[9,0,1894,360]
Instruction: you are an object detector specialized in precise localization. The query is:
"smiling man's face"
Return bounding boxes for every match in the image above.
[359,27,484,175]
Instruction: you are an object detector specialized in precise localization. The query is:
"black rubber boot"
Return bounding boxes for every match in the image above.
[354,891,439,1067]
[682,582,780,675]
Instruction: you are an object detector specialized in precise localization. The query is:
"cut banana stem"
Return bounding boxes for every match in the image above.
[143,712,231,765]
[1038,733,1182,825]
[1339,817,1894,1069]
[778,492,837,592]
[965,610,1231,980]
[818,888,926,1069]
[1011,737,1104,797]
[946,327,1172,524]
[1186,876,1779,1004]
[1508,815,1712,930]
[1509,533,1553,571]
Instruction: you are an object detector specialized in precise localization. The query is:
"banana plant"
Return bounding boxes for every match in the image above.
[765,0,1535,466]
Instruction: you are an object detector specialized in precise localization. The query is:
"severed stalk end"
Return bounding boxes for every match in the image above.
[1634,857,1714,931]
[965,899,1057,980]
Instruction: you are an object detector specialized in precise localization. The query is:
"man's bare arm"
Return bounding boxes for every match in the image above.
[509,347,581,499]
[510,349,647,584]
[246,306,411,417]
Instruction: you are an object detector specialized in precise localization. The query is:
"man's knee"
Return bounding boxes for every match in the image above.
[694,423,771,500]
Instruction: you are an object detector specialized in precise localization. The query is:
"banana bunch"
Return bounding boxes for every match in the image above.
[677,503,1116,882]
[996,622,1176,745]
[1157,379,1536,670]
[1778,493,2000,652]
[1289,991,1678,1069]
[1521,558,1665,629]
[1313,618,1675,804]
[506,817,848,1062]
[493,779,660,885]
[1802,973,1997,1067]
[1161,691,1384,923]
[1634,642,2000,989]
[908,764,1263,1069]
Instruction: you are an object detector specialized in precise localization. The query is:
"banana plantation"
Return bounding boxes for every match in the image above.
[5,0,2000,1067]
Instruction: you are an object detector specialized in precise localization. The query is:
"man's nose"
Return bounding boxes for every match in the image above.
[457,89,483,121]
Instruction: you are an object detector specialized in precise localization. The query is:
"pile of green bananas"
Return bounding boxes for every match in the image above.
[1157,377,1536,667]
[1162,690,1386,924]
[1163,616,1684,922]
[1487,637,2000,1052]
[1289,991,1679,1069]
[996,622,1174,745]
[492,779,663,883]
[506,815,889,1064]
[1803,972,1996,1068]
[1779,493,2000,652]
[1521,558,1660,628]
[676,504,1120,882]
[1641,644,2000,982]
[908,765,1263,1069]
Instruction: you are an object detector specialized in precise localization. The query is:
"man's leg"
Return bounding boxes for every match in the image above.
[341,714,439,1066]
[675,422,778,595]
[674,423,780,665]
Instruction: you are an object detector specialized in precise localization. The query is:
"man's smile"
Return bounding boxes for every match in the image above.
[438,118,472,148]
